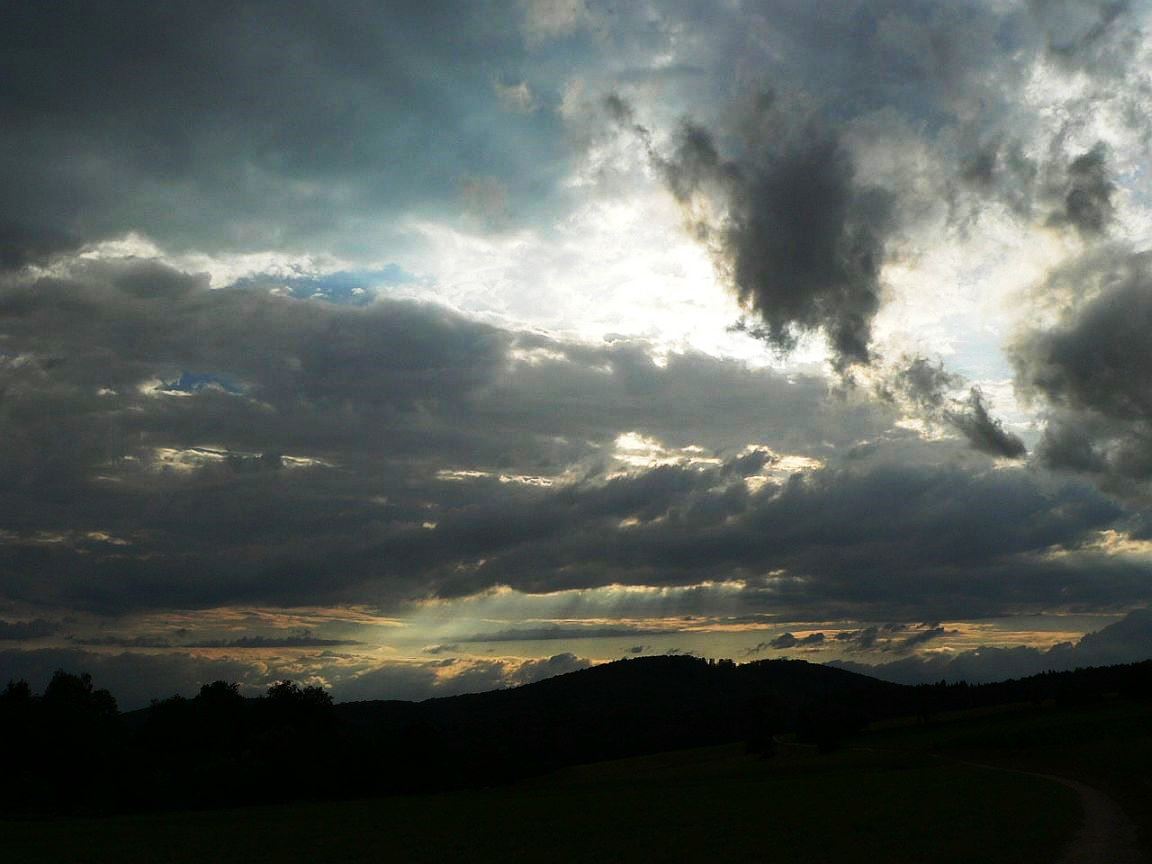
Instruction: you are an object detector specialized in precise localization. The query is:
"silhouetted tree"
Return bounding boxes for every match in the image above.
[43,670,118,717]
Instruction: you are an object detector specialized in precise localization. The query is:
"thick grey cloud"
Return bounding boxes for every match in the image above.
[612,93,891,371]
[1050,144,1116,236]
[0,255,1138,624]
[827,622,957,654]
[943,389,1027,459]
[1013,250,1152,485]
[421,455,1136,619]
[0,1,573,265]
[768,632,826,650]
[880,358,1026,459]
[0,256,899,613]
[882,356,963,413]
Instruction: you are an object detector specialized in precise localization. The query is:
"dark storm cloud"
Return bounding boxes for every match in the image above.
[0,1,568,265]
[599,2,1046,440]
[0,254,1136,622]
[835,607,1152,684]
[423,455,1135,619]
[834,627,881,651]
[896,625,951,651]
[0,256,898,613]
[943,389,1027,459]
[955,138,1040,219]
[766,631,825,650]
[1049,145,1116,236]
[616,95,892,371]
[1013,250,1152,484]
[831,621,956,654]
[879,357,1026,459]
[882,356,963,413]
[951,139,1120,239]
[0,223,82,272]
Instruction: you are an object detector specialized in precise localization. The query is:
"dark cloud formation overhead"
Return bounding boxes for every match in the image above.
[943,389,1027,459]
[616,95,891,371]
[1051,145,1116,236]
[0,256,903,613]
[880,357,1026,459]
[0,0,569,265]
[1014,250,1152,485]
[0,255,1137,624]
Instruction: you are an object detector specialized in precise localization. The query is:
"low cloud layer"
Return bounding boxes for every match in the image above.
[836,609,1152,684]
[0,255,1146,629]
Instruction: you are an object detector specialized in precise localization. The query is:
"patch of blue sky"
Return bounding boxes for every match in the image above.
[229,266,418,306]
[159,371,244,395]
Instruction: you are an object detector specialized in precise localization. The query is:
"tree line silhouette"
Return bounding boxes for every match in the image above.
[1,656,1149,814]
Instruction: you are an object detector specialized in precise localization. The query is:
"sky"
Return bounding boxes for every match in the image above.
[5,0,1152,708]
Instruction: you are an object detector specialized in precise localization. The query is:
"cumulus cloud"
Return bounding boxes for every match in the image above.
[1050,144,1116,236]
[768,632,826,651]
[943,389,1027,459]
[611,92,891,372]
[1013,250,1152,485]
[879,358,1026,459]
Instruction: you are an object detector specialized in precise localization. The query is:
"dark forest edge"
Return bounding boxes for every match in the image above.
[2,655,1150,815]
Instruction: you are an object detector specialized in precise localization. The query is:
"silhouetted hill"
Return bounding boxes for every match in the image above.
[3,656,1150,814]
[336,656,904,780]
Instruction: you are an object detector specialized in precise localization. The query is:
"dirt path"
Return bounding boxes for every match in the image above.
[795,743,1143,862]
[954,759,1143,863]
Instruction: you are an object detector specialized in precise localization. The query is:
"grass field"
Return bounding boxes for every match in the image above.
[6,743,1079,863]
[863,695,1152,859]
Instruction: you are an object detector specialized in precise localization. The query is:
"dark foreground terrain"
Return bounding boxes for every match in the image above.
[7,743,1080,864]
[3,655,1150,862]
